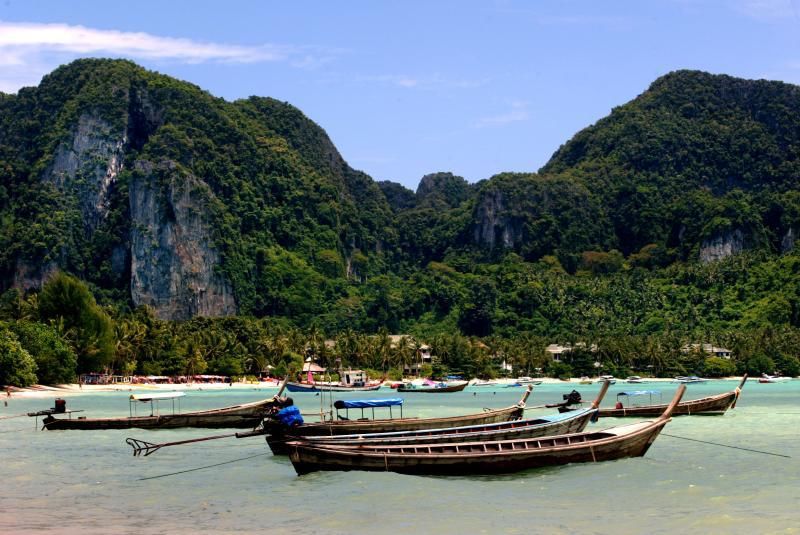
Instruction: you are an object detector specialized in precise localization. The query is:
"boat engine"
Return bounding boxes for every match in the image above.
[54,398,66,413]
[562,390,582,405]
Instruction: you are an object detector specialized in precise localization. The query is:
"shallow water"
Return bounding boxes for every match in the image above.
[1,381,798,534]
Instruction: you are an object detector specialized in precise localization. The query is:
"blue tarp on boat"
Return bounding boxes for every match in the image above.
[334,398,404,409]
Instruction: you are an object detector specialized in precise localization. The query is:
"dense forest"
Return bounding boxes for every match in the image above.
[1,60,799,386]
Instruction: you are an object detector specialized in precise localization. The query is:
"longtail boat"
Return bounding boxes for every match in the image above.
[397,381,468,393]
[284,382,383,393]
[265,386,533,454]
[283,381,610,450]
[286,384,686,476]
[596,375,747,417]
[40,390,290,431]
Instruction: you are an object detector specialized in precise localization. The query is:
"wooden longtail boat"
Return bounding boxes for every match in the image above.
[287,385,686,476]
[596,375,747,418]
[397,381,468,393]
[284,382,383,393]
[265,386,533,454]
[285,381,610,449]
[41,394,287,430]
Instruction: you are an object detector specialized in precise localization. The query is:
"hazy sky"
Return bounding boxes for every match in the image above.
[2,0,799,189]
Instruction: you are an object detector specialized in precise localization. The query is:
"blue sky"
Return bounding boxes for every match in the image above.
[2,0,799,189]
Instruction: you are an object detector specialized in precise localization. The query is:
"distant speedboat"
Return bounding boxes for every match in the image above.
[472,380,500,387]
[599,375,617,384]
[515,377,543,385]
[674,376,709,384]
[759,374,791,383]
[626,376,645,384]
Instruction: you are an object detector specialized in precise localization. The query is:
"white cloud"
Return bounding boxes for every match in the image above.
[474,101,530,128]
[0,20,324,93]
[359,73,488,90]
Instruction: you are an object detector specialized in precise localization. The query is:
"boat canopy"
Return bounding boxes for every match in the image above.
[334,398,404,409]
[130,392,186,402]
[617,390,661,397]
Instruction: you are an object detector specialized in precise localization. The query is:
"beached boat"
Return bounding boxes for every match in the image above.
[265,386,533,454]
[758,374,791,383]
[596,375,747,417]
[397,381,468,393]
[39,392,285,430]
[626,376,645,384]
[286,384,686,475]
[599,375,617,384]
[283,381,611,450]
[579,377,593,385]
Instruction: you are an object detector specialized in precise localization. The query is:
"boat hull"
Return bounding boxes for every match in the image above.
[291,409,596,448]
[267,404,525,454]
[598,391,736,418]
[397,382,467,393]
[288,420,668,476]
[285,382,382,393]
[42,398,277,430]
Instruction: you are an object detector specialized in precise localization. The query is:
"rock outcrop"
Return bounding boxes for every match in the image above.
[699,229,746,262]
[43,113,127,231]
[781,227,796,253]
[129,161,237,320]
[473,189,521,249]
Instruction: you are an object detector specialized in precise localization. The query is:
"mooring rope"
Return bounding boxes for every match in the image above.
[138,452,269,481]
[0,413,29,420]
[662,433,791,458]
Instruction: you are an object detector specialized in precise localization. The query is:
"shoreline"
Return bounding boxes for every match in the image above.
[4,375,749,399]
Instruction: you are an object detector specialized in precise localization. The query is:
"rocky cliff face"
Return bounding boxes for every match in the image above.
[129,161,237,320]
[473,189,521,249]
[782,228,797,253]
[699,229,747,262]
[43,113,127,231]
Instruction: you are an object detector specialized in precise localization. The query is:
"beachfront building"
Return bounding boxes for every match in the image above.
[545,344,572,362]
[682,343,733,359]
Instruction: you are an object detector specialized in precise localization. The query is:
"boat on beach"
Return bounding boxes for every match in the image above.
[596,375,747,417]
[286,384,686,476]
[37,391,288,430]
[264,386,533,454]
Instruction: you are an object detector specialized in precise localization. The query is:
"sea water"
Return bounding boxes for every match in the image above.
[1,381,798,534]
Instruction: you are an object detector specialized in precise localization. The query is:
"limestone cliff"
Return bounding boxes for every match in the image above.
[129,161,237,320]
[43,113,127,231]
[699,229,747,263]
[473,189,521,249]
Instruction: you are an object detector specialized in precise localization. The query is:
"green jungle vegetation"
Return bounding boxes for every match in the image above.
[1,60,800,386]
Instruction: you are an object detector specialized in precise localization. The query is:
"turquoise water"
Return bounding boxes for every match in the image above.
[1,381,798,534]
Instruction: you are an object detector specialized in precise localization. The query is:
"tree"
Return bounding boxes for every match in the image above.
[9,320,77,384]
[0,324,38,386]
[37,272,114,373]
[458,277,496,337]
